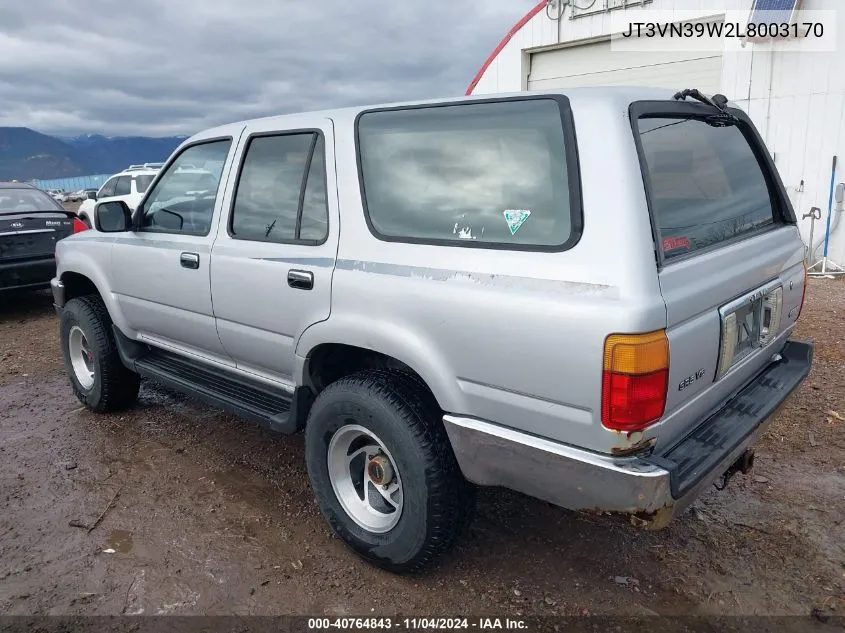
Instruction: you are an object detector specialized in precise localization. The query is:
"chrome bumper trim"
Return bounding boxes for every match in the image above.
[442,413,778,527]
[50,277,65,309]
[443,415,672,515]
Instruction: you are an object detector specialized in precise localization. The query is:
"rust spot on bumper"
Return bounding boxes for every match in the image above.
[631,504,675,530]
[579,502,676,531]
[610,436,656,457]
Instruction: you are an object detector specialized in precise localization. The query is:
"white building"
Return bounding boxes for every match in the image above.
[467,0,845,267]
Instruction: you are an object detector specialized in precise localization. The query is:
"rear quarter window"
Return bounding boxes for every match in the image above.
[134,174,155,193]
[636,116,778,260]
[356,98,581,250]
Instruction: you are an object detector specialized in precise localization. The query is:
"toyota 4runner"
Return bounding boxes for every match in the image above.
[51,87,813,573]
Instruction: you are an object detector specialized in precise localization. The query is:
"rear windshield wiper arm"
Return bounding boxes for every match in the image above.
[673,88,739,127]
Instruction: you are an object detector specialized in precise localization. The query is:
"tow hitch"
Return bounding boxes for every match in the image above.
[714,449,755,491]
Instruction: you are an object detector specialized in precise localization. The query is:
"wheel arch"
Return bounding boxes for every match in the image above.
[61,271,100,301]
[295,320,466,415]
[57,254,135,339]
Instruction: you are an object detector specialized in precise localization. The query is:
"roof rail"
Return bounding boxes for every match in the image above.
[125,162,165,171]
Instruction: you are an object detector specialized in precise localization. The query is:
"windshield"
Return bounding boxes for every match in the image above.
[0,189,63,214]
[636,116,776,260]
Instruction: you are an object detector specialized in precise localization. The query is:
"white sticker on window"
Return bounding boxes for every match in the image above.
[503,209,531,235]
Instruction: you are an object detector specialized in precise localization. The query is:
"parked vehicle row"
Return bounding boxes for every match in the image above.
[31,187,97,204]
[63,188,99,203]
[44,188,65,202]
[50,87,812,573]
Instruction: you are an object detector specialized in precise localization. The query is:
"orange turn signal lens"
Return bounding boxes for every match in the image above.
[601,330,670,433]
[603,330,669,375]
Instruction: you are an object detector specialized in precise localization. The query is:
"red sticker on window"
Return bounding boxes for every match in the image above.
[663,236,691,251]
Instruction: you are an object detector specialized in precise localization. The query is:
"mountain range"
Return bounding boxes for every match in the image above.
[0,127,188,181]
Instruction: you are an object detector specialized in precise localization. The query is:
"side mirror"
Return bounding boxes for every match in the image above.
[87,191,97,200]
[155,209,184,231]
[95,201,132,232]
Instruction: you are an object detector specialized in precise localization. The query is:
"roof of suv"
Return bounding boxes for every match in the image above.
[0,182,36,189]
[193,86,703,141]
[112,163,164,178]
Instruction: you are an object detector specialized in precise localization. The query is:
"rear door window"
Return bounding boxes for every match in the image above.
[230,132,329,244]
[636,116,777,260]
[99,177,118,198]
[356,98,580,250]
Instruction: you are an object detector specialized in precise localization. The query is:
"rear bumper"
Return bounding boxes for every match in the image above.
[443,340,813,527]
[0,257,56,291]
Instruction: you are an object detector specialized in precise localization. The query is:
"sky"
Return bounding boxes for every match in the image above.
[0,0,537,138]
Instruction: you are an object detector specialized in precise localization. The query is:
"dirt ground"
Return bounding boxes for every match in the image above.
[0,278,843,621]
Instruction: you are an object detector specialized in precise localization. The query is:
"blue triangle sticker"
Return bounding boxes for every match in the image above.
[503,209,531,235]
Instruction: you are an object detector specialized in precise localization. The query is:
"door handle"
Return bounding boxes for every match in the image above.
[287,269,314,290]
[180,252,200,269]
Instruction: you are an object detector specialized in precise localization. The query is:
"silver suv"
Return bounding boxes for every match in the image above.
[51,87,813,573]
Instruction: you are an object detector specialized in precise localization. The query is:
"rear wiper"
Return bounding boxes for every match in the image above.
[673,88,739,127]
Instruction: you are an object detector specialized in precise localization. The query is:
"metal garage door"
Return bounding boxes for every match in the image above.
[527,31,724,94]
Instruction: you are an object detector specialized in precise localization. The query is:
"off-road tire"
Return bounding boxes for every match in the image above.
[305,369,475,573]
[60,295,140,412]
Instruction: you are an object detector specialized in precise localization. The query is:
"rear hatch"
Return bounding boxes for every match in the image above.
[630,96,807,451]
[0,189,75,262]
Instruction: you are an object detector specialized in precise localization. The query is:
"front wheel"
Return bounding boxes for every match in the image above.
[60,296,140,412]
[305,370,474,573]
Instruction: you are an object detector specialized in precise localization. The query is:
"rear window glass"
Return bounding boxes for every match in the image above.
[357,99,576,249]
[0,189,61,213]
[637,117,776,260]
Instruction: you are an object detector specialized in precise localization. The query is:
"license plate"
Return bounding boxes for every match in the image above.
[716,281,783,380]
[733,297,764,359]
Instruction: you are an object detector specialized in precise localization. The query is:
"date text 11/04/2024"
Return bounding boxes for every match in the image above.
[622,21,824,39]
[307,618,528,630]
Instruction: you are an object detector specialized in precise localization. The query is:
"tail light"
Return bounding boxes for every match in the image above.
[601,330,669,433]
[797,262,808,319]
[72,217,90,234]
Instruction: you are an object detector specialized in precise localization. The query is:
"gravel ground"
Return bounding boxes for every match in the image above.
[0,279,843,620]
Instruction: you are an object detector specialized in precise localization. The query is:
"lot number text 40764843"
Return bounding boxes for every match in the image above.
[307,618,528,630]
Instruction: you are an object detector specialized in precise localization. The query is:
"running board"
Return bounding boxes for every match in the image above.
[112,327,298,434]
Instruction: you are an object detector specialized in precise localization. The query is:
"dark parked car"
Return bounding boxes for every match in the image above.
[0,183,88,292]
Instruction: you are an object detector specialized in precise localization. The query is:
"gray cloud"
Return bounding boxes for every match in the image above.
[0,0,536,137]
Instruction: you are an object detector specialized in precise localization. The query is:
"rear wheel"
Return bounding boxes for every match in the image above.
[305,370,474,573]
[60,296,140,412]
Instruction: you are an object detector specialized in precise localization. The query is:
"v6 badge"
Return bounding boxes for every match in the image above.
[679,368,707,391]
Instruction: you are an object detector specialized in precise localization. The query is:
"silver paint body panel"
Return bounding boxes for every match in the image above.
[53,87,807,516]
